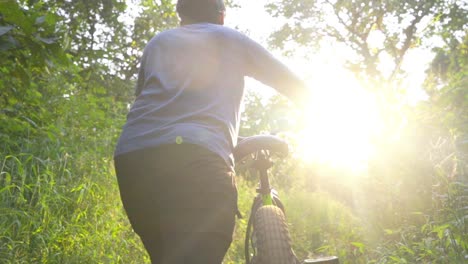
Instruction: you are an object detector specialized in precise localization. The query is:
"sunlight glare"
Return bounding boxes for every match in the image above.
[297,68,382,174]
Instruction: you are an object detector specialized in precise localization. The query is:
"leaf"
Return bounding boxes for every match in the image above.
[0,1,33,34]
[36,36,58,44]
[399,245,415,255]
[0,25,13,36]
[316,244,330,252]
[35,16,46,25]
[21,116,38,128]
[433,224,450,239]
[14,64,30,86]
[0,37,17,51]
[351,241,365,253]
[45,13,57,25]
[351,242,365,248]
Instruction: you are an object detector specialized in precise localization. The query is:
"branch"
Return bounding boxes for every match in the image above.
[389,3,428,81]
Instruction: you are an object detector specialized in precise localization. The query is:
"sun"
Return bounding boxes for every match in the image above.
[295,68,382,174]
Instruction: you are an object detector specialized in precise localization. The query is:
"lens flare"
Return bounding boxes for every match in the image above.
[296,70,383,174]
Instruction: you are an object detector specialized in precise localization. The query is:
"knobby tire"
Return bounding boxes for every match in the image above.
[252,205,297,264]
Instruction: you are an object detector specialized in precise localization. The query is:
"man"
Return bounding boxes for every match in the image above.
[114,0,308,263]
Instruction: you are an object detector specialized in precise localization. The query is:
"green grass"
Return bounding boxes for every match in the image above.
[1,133,465,263]
[0,135,147,263]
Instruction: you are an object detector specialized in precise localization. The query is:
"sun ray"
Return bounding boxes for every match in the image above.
[296,68,382,174]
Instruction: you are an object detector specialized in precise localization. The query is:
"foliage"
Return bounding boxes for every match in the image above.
[0,0,151,262]
[266,0,466,82]
[0,0,467,263]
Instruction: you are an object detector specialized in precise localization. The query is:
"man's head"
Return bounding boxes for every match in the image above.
[176,0,226,25]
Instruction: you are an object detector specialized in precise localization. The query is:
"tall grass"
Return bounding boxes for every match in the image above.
[0,128,147,263]
[1,103,465,263]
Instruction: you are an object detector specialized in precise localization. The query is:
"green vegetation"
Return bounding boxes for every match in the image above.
[1,0,466,263]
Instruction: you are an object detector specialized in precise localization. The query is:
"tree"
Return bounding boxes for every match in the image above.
[266,0,466,85]
[0,0,71,145]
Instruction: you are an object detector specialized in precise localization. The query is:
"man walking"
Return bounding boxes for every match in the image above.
[114,0,308,263]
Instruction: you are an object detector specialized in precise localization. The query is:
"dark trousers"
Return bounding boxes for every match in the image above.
[114,144,237,264]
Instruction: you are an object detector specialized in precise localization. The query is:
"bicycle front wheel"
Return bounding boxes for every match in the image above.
[252,205,297,264]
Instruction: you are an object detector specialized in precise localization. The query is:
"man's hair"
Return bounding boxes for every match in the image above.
[176,0,225,24]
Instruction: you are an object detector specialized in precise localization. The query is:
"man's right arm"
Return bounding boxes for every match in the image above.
[242,35,309,107]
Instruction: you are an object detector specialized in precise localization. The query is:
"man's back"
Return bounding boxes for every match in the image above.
[116,23,293,165]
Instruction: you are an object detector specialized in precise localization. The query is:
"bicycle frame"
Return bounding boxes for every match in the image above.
[245,150,286,264]
[235,135,339,264]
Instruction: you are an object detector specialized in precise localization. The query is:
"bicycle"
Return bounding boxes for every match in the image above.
[233,135,339,264]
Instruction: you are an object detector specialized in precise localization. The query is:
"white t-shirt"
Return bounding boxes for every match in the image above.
[115,23,304,166]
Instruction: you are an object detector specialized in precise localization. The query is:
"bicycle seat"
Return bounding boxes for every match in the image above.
[234,135,289,162]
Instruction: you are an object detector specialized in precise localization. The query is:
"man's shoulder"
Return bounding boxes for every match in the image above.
[165,23,246,38]
[210,24,248,39]
[143,28,181,50]
[145,24,252,49]
[150,27,179,40]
